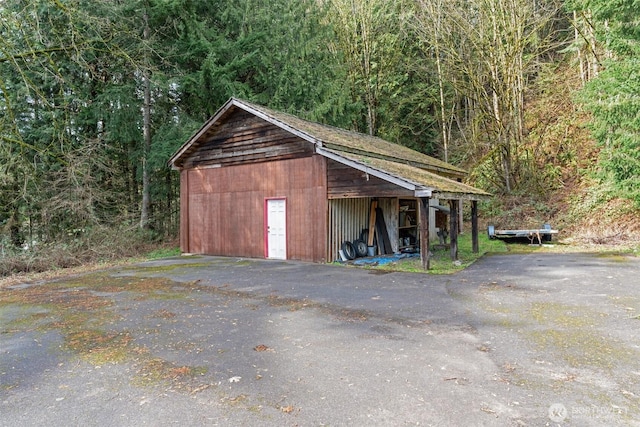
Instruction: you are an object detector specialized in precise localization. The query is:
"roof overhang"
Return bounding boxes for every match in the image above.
[316,147,433,198]
[318,147,490,201]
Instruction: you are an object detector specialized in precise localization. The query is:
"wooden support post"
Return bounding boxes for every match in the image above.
[367,200,378,247]
[471,200,479,253]
[419,197,431,270]
[449,199,459,261]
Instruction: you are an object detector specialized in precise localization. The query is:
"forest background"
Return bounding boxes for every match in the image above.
[1,0,639,274]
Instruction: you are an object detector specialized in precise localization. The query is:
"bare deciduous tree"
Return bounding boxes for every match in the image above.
[413,0,563,192]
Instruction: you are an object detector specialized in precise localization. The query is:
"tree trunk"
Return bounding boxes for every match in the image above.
[139,8,152,230]
[435,42,449,162]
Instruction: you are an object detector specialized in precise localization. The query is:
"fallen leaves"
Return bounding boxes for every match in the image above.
[135,358,208,391]
[280,405,295,414]
[190,384,211,395]
[150,309,176,319]
[169,365,193,377]
[477,344,491,352]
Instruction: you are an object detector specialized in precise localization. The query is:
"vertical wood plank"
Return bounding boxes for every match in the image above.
[386,198,399,253]
[327,201,335,261]
[449,199,459,260]
[471,200,479,253]
[419,197,431,270]
[367,200,377,246]
[180,170,190,253]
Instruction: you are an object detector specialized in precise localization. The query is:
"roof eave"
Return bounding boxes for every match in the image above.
[316,146,425,194]
[433,191,492,201]
[414,188,434,198]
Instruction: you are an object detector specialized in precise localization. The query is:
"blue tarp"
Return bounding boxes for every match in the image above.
[352,252,420,266]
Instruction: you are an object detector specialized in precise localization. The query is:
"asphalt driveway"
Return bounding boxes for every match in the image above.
[1,252,639,426]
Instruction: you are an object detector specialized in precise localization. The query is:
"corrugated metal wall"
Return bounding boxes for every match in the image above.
[327,198,372,262]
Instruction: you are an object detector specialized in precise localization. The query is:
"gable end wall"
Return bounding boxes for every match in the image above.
[180,155,327,262]
[182,111,314,169]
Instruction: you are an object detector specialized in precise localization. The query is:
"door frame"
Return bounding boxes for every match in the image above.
[264,197,287,259]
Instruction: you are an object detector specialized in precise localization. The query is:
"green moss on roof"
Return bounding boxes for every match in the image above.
[237,99,467,177]
[326,149,490,197]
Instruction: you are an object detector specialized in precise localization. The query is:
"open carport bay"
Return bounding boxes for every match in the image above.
[1,253,639,426]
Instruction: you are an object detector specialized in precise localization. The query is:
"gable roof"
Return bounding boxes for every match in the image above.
[169,98,490,200]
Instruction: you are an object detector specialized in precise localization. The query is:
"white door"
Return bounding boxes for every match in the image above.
[266,198,287,259]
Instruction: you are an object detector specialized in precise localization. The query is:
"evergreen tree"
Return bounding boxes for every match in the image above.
[572,0,640,205]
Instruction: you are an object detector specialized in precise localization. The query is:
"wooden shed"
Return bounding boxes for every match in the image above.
[168,98,490,269]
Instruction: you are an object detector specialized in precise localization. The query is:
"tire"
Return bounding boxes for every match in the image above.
[341,241,357,260]
[353,239,368,257]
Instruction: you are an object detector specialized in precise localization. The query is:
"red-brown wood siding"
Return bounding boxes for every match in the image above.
[182,112,314,169]
[327,159,413,198]
[180,169,190,252]
[181,156,327,262]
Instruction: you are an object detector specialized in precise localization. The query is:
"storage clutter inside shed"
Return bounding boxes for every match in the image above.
[337,198,453,262]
